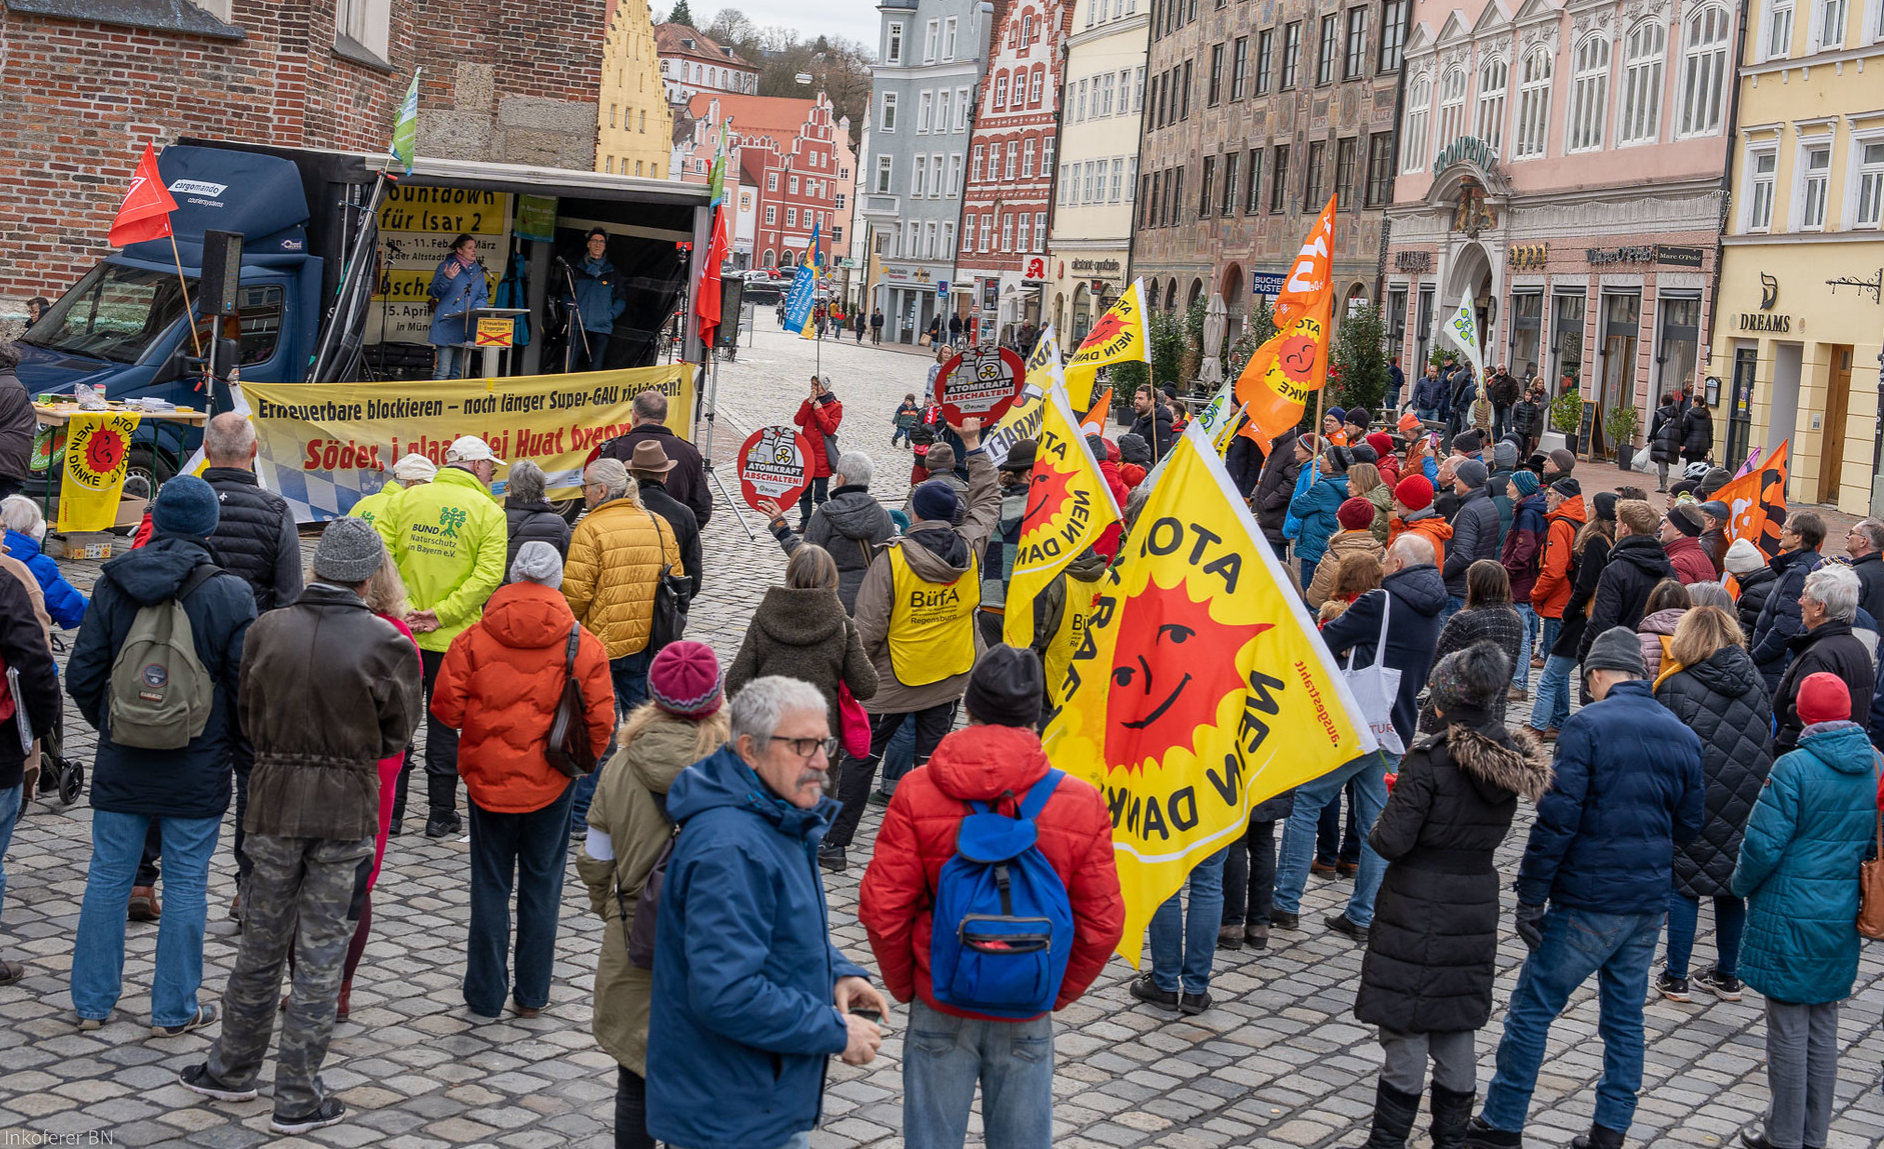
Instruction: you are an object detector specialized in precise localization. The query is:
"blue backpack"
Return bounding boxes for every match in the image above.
[929,770,1075,1018]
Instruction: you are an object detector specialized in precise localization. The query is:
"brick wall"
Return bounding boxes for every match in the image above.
[0,0,605,310]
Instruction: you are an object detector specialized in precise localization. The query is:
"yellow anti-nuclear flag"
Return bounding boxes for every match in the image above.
[1003,385,1122,649]
[1042,420,1378,963]
[1063,280,1148,410]
[57,411,142,533]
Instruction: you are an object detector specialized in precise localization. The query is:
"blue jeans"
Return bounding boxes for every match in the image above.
[675,1136,808,1149]
[1442,594,1465,625]
[904,998,1054,1149]
[432,344,472,380]
[1417,408,1440,422]
[466,782,574,1017]
[1481,906,1663,1134]
[1273,752,1394,927]
[1532,653,1575,733]
[879,714,917,789]
[573,648,651,828]
[72,810,221,1026]
[1513,605,1537,690]
[1147,847,1228,994]
[1665,891,1746,980]
[0,783,20,921]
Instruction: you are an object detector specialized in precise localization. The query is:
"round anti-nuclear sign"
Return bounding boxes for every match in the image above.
[933,345,1025,425]
[737,425,814,514]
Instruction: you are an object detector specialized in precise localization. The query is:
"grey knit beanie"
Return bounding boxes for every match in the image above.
[312,517,385,583]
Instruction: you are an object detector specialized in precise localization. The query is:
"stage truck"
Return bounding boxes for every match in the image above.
[15,138,713,492]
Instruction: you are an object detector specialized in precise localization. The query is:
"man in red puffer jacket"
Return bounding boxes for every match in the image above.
[860,646,1123,1149]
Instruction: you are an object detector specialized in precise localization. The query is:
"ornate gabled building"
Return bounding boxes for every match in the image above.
[1383,0,1738,459]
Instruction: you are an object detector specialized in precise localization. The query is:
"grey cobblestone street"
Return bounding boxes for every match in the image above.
[3,324,1883,1147]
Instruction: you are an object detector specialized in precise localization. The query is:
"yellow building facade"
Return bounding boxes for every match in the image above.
[1711,0,1884,513]
[597,0,675,179]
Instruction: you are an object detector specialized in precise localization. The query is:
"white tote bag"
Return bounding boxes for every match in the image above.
[1342,590,1405,756]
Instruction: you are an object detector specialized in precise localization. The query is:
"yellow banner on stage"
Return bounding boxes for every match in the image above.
[1003,386,1121,649]
[57,412,141,532]
[244,364,695,521]
[1042,421,1377,963]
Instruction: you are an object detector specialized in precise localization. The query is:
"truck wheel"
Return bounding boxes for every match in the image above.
[124,444,177,504]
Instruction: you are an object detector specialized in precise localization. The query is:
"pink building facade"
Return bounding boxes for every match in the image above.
[1383,0,1738,457]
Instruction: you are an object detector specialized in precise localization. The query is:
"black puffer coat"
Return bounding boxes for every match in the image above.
[1357,723,1551,1034]
[1734,565,1778,644]
[503,498,572,582]
[1580,534,1675,663]
[1656,644,1775,898]
[1253,429,1303,546]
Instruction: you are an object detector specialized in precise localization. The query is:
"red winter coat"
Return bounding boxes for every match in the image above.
[859,723,1124,1020]
[794,395,843,478]
[1665,534,1716,585]
[1375,452,1401,490]
[1095,444,1129,560]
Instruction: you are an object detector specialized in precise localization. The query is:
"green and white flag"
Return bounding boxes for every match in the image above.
[1440,295,1485,382]
[1192,375,1239,444]
[389,69,421,175]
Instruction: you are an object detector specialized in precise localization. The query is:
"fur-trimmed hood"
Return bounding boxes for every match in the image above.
[1445,723,1552,804]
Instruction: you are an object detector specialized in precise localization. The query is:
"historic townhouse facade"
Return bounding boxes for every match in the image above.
[674,92,855,271]
[1045,0,1150,343]
[859,0,995,344]
[1384,0,1738,460]
[598,0,675,180]
[1708,0,1884,511]
[1130,0,1405,349]
[958,0,1077,342]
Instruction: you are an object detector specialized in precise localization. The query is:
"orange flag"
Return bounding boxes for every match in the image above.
[1712,440,1790,560]
[107,143,179,248]
[1079,386,1112,438]
[1235,197,1337,448]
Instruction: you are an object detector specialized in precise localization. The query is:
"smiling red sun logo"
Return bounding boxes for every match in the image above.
[1276,334,1320,383]
[1104,577,1271,773]
[83,425,128,475]
[1023,459,1076,529]
[1079,310,1127,351]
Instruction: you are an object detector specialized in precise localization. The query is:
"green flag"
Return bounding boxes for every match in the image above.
[390,69,420,175]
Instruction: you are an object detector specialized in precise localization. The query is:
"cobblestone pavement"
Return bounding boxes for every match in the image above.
[4,325,1883,1148]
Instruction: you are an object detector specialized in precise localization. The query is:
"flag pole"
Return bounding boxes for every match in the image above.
[1308,382,1325,487]
[167,233,204,360]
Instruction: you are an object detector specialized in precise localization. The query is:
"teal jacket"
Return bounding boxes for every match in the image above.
[1732,721,1879,1004]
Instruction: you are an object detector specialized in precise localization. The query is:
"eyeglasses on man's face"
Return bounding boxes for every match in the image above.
[772,736,841,761]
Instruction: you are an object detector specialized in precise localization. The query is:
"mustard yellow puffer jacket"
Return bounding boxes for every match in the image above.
[563,496,683,658]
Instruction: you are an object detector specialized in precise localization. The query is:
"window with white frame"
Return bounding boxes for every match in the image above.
[876,155,893,193]
[1111,157,1126,201]
[938,90,951,131]
[1084,161,1098,202]
[1018,213,1031,252]
[995,72,1010,107]
[336,0,391,60]
[1763,0,1794,57]
[881,92,898,132]
[918,91,933,132]
[787,208,798,227]
[1854,138,1884,227]
[1514,49,1553,159]
[887,22,904,63]
[1102,73,1116,115]
[1031,68,1045,103]
[1567,35,1609,152]
[1476,56,1508,151]
[1033,212,1045,251]
[1044,137,1054,171]
[1679,5,1732,136]
[958,89,972,128]
[943,222,956,252]
[1796,141,1832,228]
[925,221,938,259]
[924,19,938,61]
[914,156,928,196]
[1006,141,1019,179]
[765,205,777,224]
[979,214,991,251]
[768,172,780,191]
[1436,65,1467,148]
[1077,78,1089,120]
[945,17,958,59]
[948,154,962,196]
[1401,73,1431,172]
[1745,147,1777,229]
[1618,20,1665,145]
[1023,138,1036,178]
[972,145,984,182]
[1813,0,1849,47]
[1136,66,1147,109]
[1001,213,1015,251]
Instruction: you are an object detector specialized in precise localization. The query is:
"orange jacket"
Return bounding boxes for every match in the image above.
[1389,512,1452,570]
[1529,496,1588,619]
[432,582,616,813]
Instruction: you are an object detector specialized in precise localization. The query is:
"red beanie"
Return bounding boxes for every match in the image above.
[1337,497,1377,530]
[1395,474,1435,511]
[1796,671,1852,725]
[1365,431,1393,459]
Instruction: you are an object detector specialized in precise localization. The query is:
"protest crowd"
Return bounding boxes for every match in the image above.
[3,317,1884,1149]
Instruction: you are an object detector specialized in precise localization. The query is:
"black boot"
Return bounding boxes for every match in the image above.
[1461,1116,1523,1149]
[1429,1084,1476,1149]
[1346,1080,1421,1148]
[1571,1126,1625,1149]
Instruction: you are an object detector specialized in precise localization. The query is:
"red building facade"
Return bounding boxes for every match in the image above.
[677,91,854,271]
[956,0,1074,339]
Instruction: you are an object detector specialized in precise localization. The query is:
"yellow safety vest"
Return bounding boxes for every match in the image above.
[887,545,980,686]
[1045,574,1103,707]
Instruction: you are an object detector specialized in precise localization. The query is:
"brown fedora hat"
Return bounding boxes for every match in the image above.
[629,439,676,475]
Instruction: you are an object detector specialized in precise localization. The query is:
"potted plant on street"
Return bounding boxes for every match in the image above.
[1604,403,1639,470]
[1550,392,1584,456]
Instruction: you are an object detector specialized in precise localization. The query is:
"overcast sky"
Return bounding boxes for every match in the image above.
[697,3,883,56]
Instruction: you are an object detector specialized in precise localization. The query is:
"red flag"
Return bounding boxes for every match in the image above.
[107,143,179,248]
[696,205,728,349]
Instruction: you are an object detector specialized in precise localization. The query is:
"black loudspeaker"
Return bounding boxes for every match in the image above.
[714,276,744,348]
[199,229,243,317]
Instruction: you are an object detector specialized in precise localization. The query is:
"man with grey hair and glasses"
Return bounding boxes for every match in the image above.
[647,676,886,1149]
[1771,564,1871,753]
[1838,517,1884,622]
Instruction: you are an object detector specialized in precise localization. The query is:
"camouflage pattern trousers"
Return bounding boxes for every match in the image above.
[205,833,374,1116]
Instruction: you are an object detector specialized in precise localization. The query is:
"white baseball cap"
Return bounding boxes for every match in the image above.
[390,453,438,482]
[445,435,506,465]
